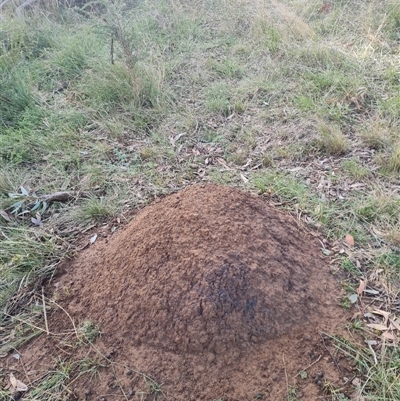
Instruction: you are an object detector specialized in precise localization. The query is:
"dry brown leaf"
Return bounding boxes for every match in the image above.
[371,309,390,325]
[9,373,28,392]
[381,332,396,341]
[357,280,366,295]
[0,210,11,222]
[10,373,17,388]
[366,323,388,331]
[345,234,355,246]
[390,319,400,331]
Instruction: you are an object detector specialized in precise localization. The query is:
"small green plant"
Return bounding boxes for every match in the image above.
[341,159,369,179]
[3,186,49,219]
[78,357,105,380]
[286,385,297,401]
[298,370,307,379]
[77,320,101,344]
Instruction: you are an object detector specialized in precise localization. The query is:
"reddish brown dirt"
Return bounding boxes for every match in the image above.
[7,184,353,400]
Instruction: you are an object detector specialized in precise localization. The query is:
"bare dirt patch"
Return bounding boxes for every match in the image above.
[7,184,351,400]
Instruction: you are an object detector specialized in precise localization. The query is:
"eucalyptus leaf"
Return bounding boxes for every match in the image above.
[0,210,11,222]
[31,217,43,227]
[31,200,41,212]
[40,201,48,214]
[10,200,24,214]
[349,294,358,304]
[8,193,22,198]
[20,186,29,196]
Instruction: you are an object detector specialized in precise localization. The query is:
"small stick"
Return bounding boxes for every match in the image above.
[42,287,49,335]
[48,298,78,340]
[283,353,290,397]
[367,341,378,365]
[4,313,56,336]
[111,36,114,65]
[293,355,322,378]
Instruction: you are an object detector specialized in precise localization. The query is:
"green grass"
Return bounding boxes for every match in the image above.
[1,0,400,399]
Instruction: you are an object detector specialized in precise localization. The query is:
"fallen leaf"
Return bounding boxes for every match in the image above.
[381,331,396,341]
[90,234,98,244]
[345,234,355,246]
[240,173,248,183]
[10,373,17,388]
[20,186,29,196]
[349,294,358,304]
[364,289,380,295]
[357,280,366,295]
[371,309,390,325]
[31,214,43,227]
[0,210,11,222]
[366,323,388,331]
[9,373,28,392]
[390,319,400,331]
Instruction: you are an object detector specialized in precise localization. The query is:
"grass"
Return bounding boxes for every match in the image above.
[1,0,400,399]
[333,336,400,400]
[317,122,348,155]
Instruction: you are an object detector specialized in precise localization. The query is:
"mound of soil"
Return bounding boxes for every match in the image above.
[74,184,334,356]
[10,185,350,400]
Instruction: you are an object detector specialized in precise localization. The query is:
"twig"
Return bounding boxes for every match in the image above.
[4,312,57,336]
[41,287,49,335]
[48,298,78,340]
[366,341,378,365]
[111,36,114,64]
[283,353,289,398]
[26,191,77,209]
[293,355,322,378]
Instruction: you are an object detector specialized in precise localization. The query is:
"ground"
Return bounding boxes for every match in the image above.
[1,0,400,400]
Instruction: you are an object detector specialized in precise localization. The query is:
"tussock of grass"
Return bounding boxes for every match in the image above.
[77,196,115,223]
[358,122,391,150]
[386,145,400,172]
[317,123,348,155]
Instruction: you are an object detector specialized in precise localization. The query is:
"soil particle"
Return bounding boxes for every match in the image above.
[9,184,351,400]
